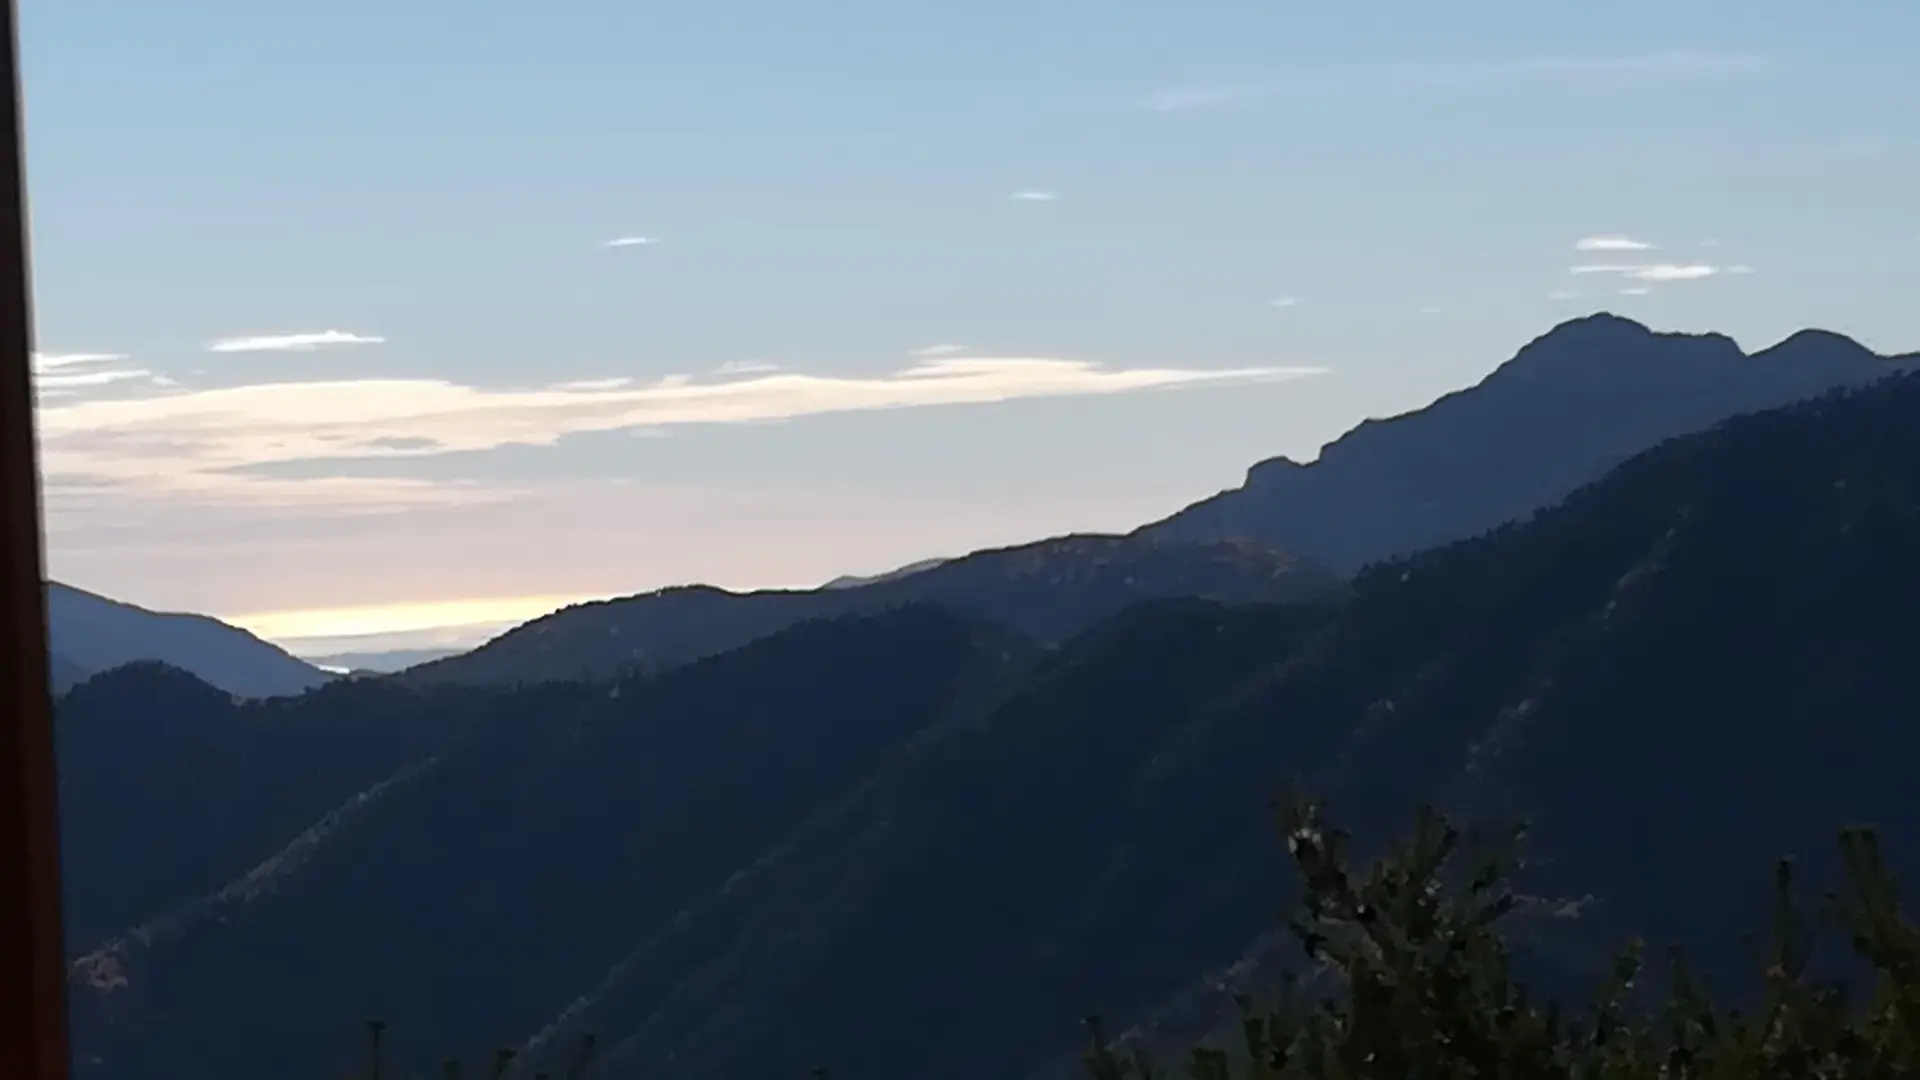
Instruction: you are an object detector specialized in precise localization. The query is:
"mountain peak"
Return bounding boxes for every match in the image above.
[1753,327,1878,364]
[1141,316,1910,571]
[1504,311,1738,366]
[1544,310,1654,337]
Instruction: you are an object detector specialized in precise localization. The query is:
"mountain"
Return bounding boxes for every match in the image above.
[49,650,90,694]
[57,368,1920,1080]
[54,662,472,949]
[821,556,951,590]
[403,534,1337,688]
[63,607,1038,1080]
[1140,313,1919,572]
[304,646,463,674]
[46,582,332,698]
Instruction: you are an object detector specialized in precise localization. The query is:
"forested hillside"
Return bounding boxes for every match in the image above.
[404,535,1335,688]
[57,373,1920,1080]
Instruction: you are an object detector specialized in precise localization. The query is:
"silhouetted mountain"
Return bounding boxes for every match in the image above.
[58,367,1920,1080]
[1140,313,1919,571]
[46,582,332,698]
[821,556,951,589]
[403,535,1337,688]
[54,663,470,949]
[49,650,88,693]
[63,607,1039,1080]
[305,646,463,673]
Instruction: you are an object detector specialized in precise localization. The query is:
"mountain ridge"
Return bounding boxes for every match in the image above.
[54,366,1920,1080]
[46,581,332,698]
[1140,313,1918,571]
[402,534,1339,688]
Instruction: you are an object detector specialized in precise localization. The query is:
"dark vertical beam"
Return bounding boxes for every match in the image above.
[0,0,72,1075]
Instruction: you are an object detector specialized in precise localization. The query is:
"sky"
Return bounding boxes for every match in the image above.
[18,0,1920,655]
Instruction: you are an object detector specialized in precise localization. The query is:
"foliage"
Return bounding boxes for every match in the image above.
[341,794,1920,1079]
[1084,794,1920,1079]
[70,371,1920,1080]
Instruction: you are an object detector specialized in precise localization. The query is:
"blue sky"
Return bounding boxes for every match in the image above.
[19,0,1920,651]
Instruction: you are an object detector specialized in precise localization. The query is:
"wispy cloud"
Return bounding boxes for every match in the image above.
[1726,264,1756,275]
[603,236,658,248]
[551,377,636,392]
[910,344,968,358]
[1574,234,1654,252]
[1134,50,1771,109]
[1419,305,1444,315]
[1512,49,1772,82]
[36,367,152,390]
[1143,84,1258,113]
[33,351,129,371]
[1620,287,1652,296]
[208,330,387,354]
[1629,264,1717,282]
[38,355,1328,511]
[1548,289,1583,301]
[1570,263,1719,282]
[31,351,150,395]
[1008,190,1058,203]
[715,359,783,375]
[1269,297,1302,309]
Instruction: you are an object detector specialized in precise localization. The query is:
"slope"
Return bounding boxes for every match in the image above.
[564,371,1920,1080]
[62,369,1920,1080]
[55,663,481,949]
[1140,313,1918,571]
[63,606,1040,1080]
[50,650,89,693]
[404,534,1336,688]
[47,581,332,698]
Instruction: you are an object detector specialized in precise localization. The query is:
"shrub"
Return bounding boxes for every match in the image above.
[1084,793,1920,1079]
[341,794,1920,1078]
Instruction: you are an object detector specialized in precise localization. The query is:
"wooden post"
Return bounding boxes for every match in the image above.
[0,0,73,1074]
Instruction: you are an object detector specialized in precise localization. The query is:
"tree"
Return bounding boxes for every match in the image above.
[1084,794,1920,1079]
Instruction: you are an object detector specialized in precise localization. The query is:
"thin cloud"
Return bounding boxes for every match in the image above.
[1160,50,1772,104]
[910,345,968,358]
[1575,235,1654,252]
[552,377,636,392]
[1548,289,1583,301]
[1512,49,1772,81]
[1419,305,1444,315]
[208,330,387,354]
[36,367,152,390]
[31,350,151,395]
[715,360,783,375]
[1629,264,1717,281]
[1725,264,1756,275]
[33,351,128,371]
[1008,190,1058,202]
[38,355,1329,511]
[1620,287,1652,296]
[1144,85,1257,113]
[1269,297,1302,309]
[1570,263,1718,282]
[603,236,658,248]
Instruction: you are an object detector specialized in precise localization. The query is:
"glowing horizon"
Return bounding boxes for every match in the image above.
[225,593,613,648]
